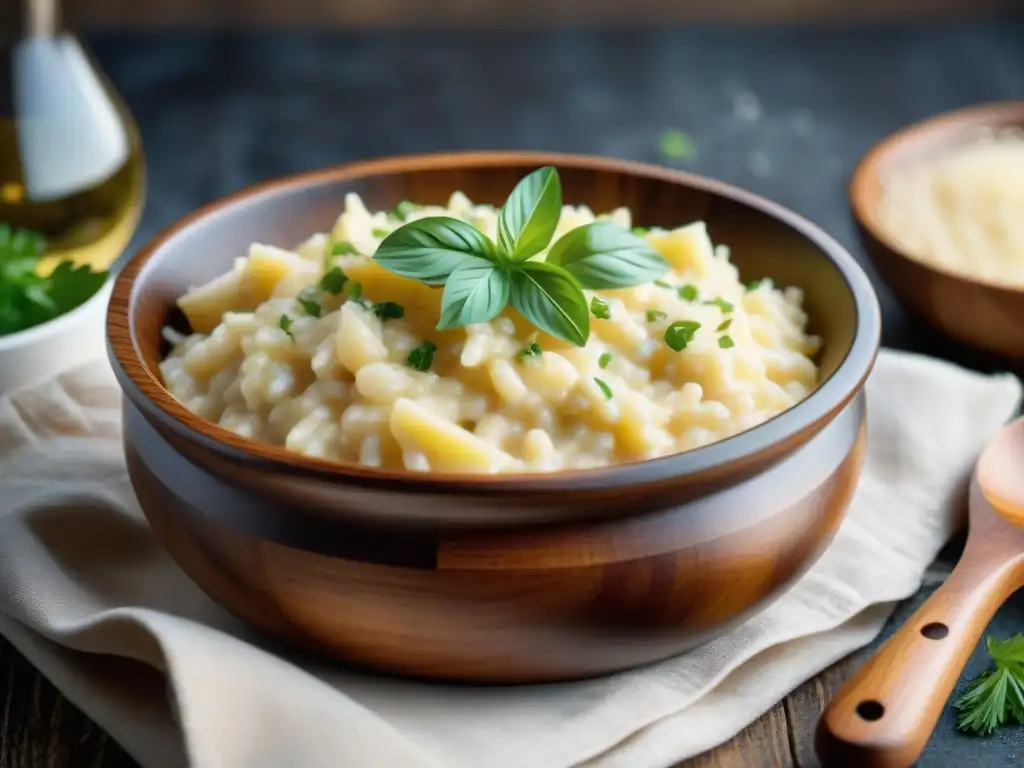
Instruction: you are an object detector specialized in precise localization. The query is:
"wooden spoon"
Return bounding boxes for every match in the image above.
[815,416,1024,767]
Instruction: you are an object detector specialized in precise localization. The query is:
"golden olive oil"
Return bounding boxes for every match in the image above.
[0,0,145,273]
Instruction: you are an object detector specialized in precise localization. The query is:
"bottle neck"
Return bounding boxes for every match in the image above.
[25,0,60,38]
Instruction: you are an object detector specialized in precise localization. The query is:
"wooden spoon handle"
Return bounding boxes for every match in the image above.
[815,545,1021,768]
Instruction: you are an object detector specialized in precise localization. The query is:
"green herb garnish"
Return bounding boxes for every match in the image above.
[598,352,613,369]
[664,320,701,352]
[297,293,322,318]
[516,342,543,360]
[278,314,295,340]
[744,278,764,291]
[319,266,349,295]
[660,129,695,160]
[705,298,734,313]
[631,227,650,237]
[717,318,733,332]
[718,335,735,349]
[590,296,611,320]
[347,282,363,301]
[646,309,667,322]
[955,635,1024,735]
[0,225,109,337]
[407,340,437,371]
[654,280,672,289]
[372,227,390,238]
[372,167,668,346]
[373,301,405,321]
[678,284,699,302]
[594,377,613,400]
[394,201,418,220]
[330,241,358,257]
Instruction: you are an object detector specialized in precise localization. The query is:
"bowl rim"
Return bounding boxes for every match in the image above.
[850,100,1024,295]
[0,276,114,352]
[108,150,881,493]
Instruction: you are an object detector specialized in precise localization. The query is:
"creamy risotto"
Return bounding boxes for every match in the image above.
[160,189,821,474]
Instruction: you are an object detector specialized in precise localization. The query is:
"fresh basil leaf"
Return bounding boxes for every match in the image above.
[546,221,669,289]
[509,261,589,346]
[375,217,497,285]
[497,166,562,262]
[436,257,510,330]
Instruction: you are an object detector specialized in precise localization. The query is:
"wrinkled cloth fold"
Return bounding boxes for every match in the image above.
[0,350,1019,768]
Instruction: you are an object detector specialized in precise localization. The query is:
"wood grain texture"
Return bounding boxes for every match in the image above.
[60,0,1018,29]
[850,102,1024,359]
[815,474,1024,767]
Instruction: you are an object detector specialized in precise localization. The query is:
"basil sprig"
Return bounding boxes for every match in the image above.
[372,167,669,345]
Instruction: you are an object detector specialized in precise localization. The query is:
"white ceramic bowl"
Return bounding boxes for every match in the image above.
[0,279,114,396]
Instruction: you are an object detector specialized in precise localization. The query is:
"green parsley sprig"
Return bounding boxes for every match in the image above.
[955,634,1024,735]
[371,167,669,346]
[0,225,108,337]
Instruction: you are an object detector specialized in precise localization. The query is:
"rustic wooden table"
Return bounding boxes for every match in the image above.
[3,21,1024,767]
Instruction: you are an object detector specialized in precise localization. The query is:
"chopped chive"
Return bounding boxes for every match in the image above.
[371,227,390,238]
[330,241,358,257]
[407,341,437,371]
[717,318,733,332]
[744,278,764,291]
[654,280,673,289]
[297,294,322,318]
[598,352,613,369]
[347,282,363,301]
[594,377,613,400]
[516,342,543,360]
[646,309,668,322]
[590,296,611,320]
[319,266,348,295]
[278,314,295,340]
[664,320,701,352]
[394,201,418,220]
[631,226,650,237]
[373,301,405,321]
[718,335,735,349]
[705,298,734,313]
[678,284,699,302]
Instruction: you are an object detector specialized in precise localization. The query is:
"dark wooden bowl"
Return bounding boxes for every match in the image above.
[851,101,1024,358]
[107,152,880,683]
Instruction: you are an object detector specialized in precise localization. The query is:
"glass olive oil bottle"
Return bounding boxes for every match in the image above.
[0,0,145,274]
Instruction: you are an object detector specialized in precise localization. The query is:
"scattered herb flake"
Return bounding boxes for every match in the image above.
[330,241,358,257]
[394,201,418,220]
[718,335,735,349]
[407,340,437,371]
[678,284,699,302]
[705,298,734,313]
[631,227,650,237]
[590,296,611,320]
[516,342,543,360]
[594,377,613,400]
[347,282,363,301]
[717,318,733,332]
[297,293,322,318]
[744,278,764,291]
[660,129,695,160]
[319,266,348,295]
[654,280,673,289]
[278,314,295,340]
[372,227,390,238]
[665,320,701,352]
[646,309,668,322]
[598,352,613,369]
[373,301,405,321]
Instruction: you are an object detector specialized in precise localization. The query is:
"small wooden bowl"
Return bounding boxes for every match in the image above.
[851,101,1024,358]
[107,152,880,683]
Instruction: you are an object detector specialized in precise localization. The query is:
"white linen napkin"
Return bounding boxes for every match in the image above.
[0,349,1019,768]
